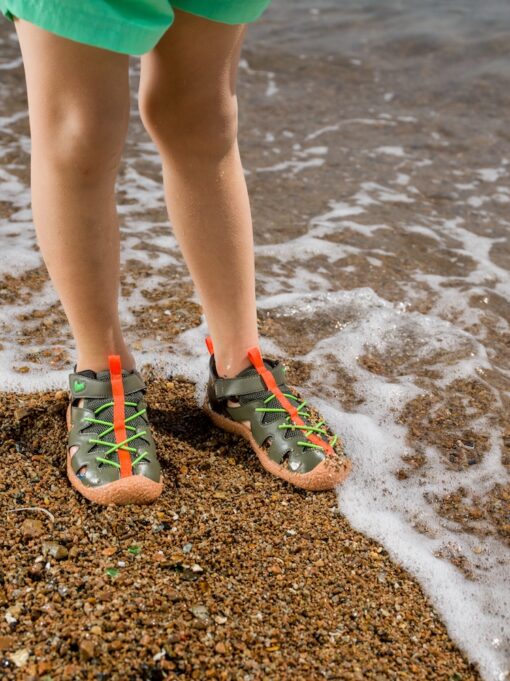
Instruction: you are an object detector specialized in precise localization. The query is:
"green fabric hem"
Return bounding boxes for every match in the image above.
[171,0,272,25]
[0,0,172,55]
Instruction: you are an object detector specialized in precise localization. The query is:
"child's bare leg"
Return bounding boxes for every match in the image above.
[14,19,134,373]
[139,9,258,378]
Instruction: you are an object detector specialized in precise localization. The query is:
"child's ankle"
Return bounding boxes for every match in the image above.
[215,354,252,379]
[75,351,136,374]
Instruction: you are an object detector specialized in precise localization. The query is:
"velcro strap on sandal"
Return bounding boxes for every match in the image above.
[68,371,145,400]
[213,362,286,401]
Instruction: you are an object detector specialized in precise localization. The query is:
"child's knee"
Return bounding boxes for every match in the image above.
[139,86,238,159]
[33,109,127,181]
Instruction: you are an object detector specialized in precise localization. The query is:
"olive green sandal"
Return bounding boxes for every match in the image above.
[202,337,351,491]
[66,354,163,505]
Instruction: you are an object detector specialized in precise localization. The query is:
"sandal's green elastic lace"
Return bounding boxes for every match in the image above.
[83,400,149,468]
[255,392,338,451]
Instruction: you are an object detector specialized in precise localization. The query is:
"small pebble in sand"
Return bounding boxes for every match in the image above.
[79,639,96,661]
[101,546,117,557]
[9,648,30,668]
[0,635,15,651]
[41,542,68,561]
[190,605,209,621]
[13,407,30,420]
[5,604,22,625]
[21,518,45,538]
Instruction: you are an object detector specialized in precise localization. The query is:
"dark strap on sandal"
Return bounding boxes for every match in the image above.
[212,362,286,401]
[68,371,145,400]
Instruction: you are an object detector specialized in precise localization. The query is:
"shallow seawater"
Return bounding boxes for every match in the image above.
[0,2,509,679]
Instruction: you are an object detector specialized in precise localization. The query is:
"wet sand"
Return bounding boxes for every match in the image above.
[0,372,479,680]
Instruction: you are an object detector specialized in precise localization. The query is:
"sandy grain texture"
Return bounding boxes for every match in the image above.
[0,370,479,680]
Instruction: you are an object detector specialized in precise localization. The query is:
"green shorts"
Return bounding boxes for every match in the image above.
[0,0,272,55]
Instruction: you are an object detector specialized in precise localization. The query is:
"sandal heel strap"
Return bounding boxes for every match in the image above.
[212,363,286,401]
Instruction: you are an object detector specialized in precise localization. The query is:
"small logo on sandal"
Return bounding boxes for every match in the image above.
[73,380,86,392]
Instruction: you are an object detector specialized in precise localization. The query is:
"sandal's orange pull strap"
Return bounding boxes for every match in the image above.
[108,354,132,478]
[247,346,334,456]
[247,346,299,420]
[205,336,214,355]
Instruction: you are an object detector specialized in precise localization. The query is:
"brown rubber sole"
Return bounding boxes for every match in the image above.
[66,403,163,506]
[203,400,351,491]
